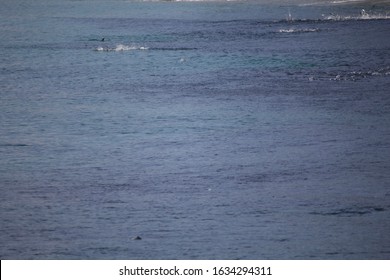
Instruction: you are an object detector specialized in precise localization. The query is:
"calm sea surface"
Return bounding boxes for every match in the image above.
[1,0,390,259]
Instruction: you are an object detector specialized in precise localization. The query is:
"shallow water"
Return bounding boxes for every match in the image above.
[1,0,390,259]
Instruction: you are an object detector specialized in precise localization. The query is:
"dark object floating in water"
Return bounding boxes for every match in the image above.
[132,236,142,240]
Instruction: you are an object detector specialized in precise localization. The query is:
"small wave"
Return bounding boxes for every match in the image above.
[330,0,365,4]
[152,47,198,51]
[95,45,197,52]
[278,28,320,33]
[301,0,383,6]
[279,8,389,22]
[310,206,386,217]
[94,44,149,52]
[323,10,390,21]
[330,66,390,81]
[307,66,390,82]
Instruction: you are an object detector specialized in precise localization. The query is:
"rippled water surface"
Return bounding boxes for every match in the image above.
[1,0,390,259]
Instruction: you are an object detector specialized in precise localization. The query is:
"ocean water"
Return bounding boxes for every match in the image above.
[1,0,390,259]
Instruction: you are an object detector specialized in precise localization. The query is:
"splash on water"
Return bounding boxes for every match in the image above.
[95,44,149,52]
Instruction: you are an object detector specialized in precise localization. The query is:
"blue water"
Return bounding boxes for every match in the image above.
[1,0,390,259]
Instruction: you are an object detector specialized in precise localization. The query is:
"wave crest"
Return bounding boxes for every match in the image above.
[306,66,390,82]
[95,44,149,52]
[278,28,320,33]
[330,67,390,81]
[323,10,390,21]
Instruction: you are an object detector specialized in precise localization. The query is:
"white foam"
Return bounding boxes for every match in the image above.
[330,0,364,4]
[323,10,390,21]
[330,66,390,81]
[279,29,295,33]
[300,0,369,6]
[115,44,149,51]
[95,44,149,52]
[279,28,320,33]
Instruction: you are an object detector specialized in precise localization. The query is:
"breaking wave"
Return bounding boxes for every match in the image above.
[94,44,149,52]
[305,66,390,82]
[330,66,390,81]
[278,28,320,33]
[301,0,389,7]
[323,10,390,21]
[94,44,198,52]
[278,8,390,23]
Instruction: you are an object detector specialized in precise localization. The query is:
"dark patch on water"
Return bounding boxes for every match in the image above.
[0,143,29,147]
[310,206,386,217]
